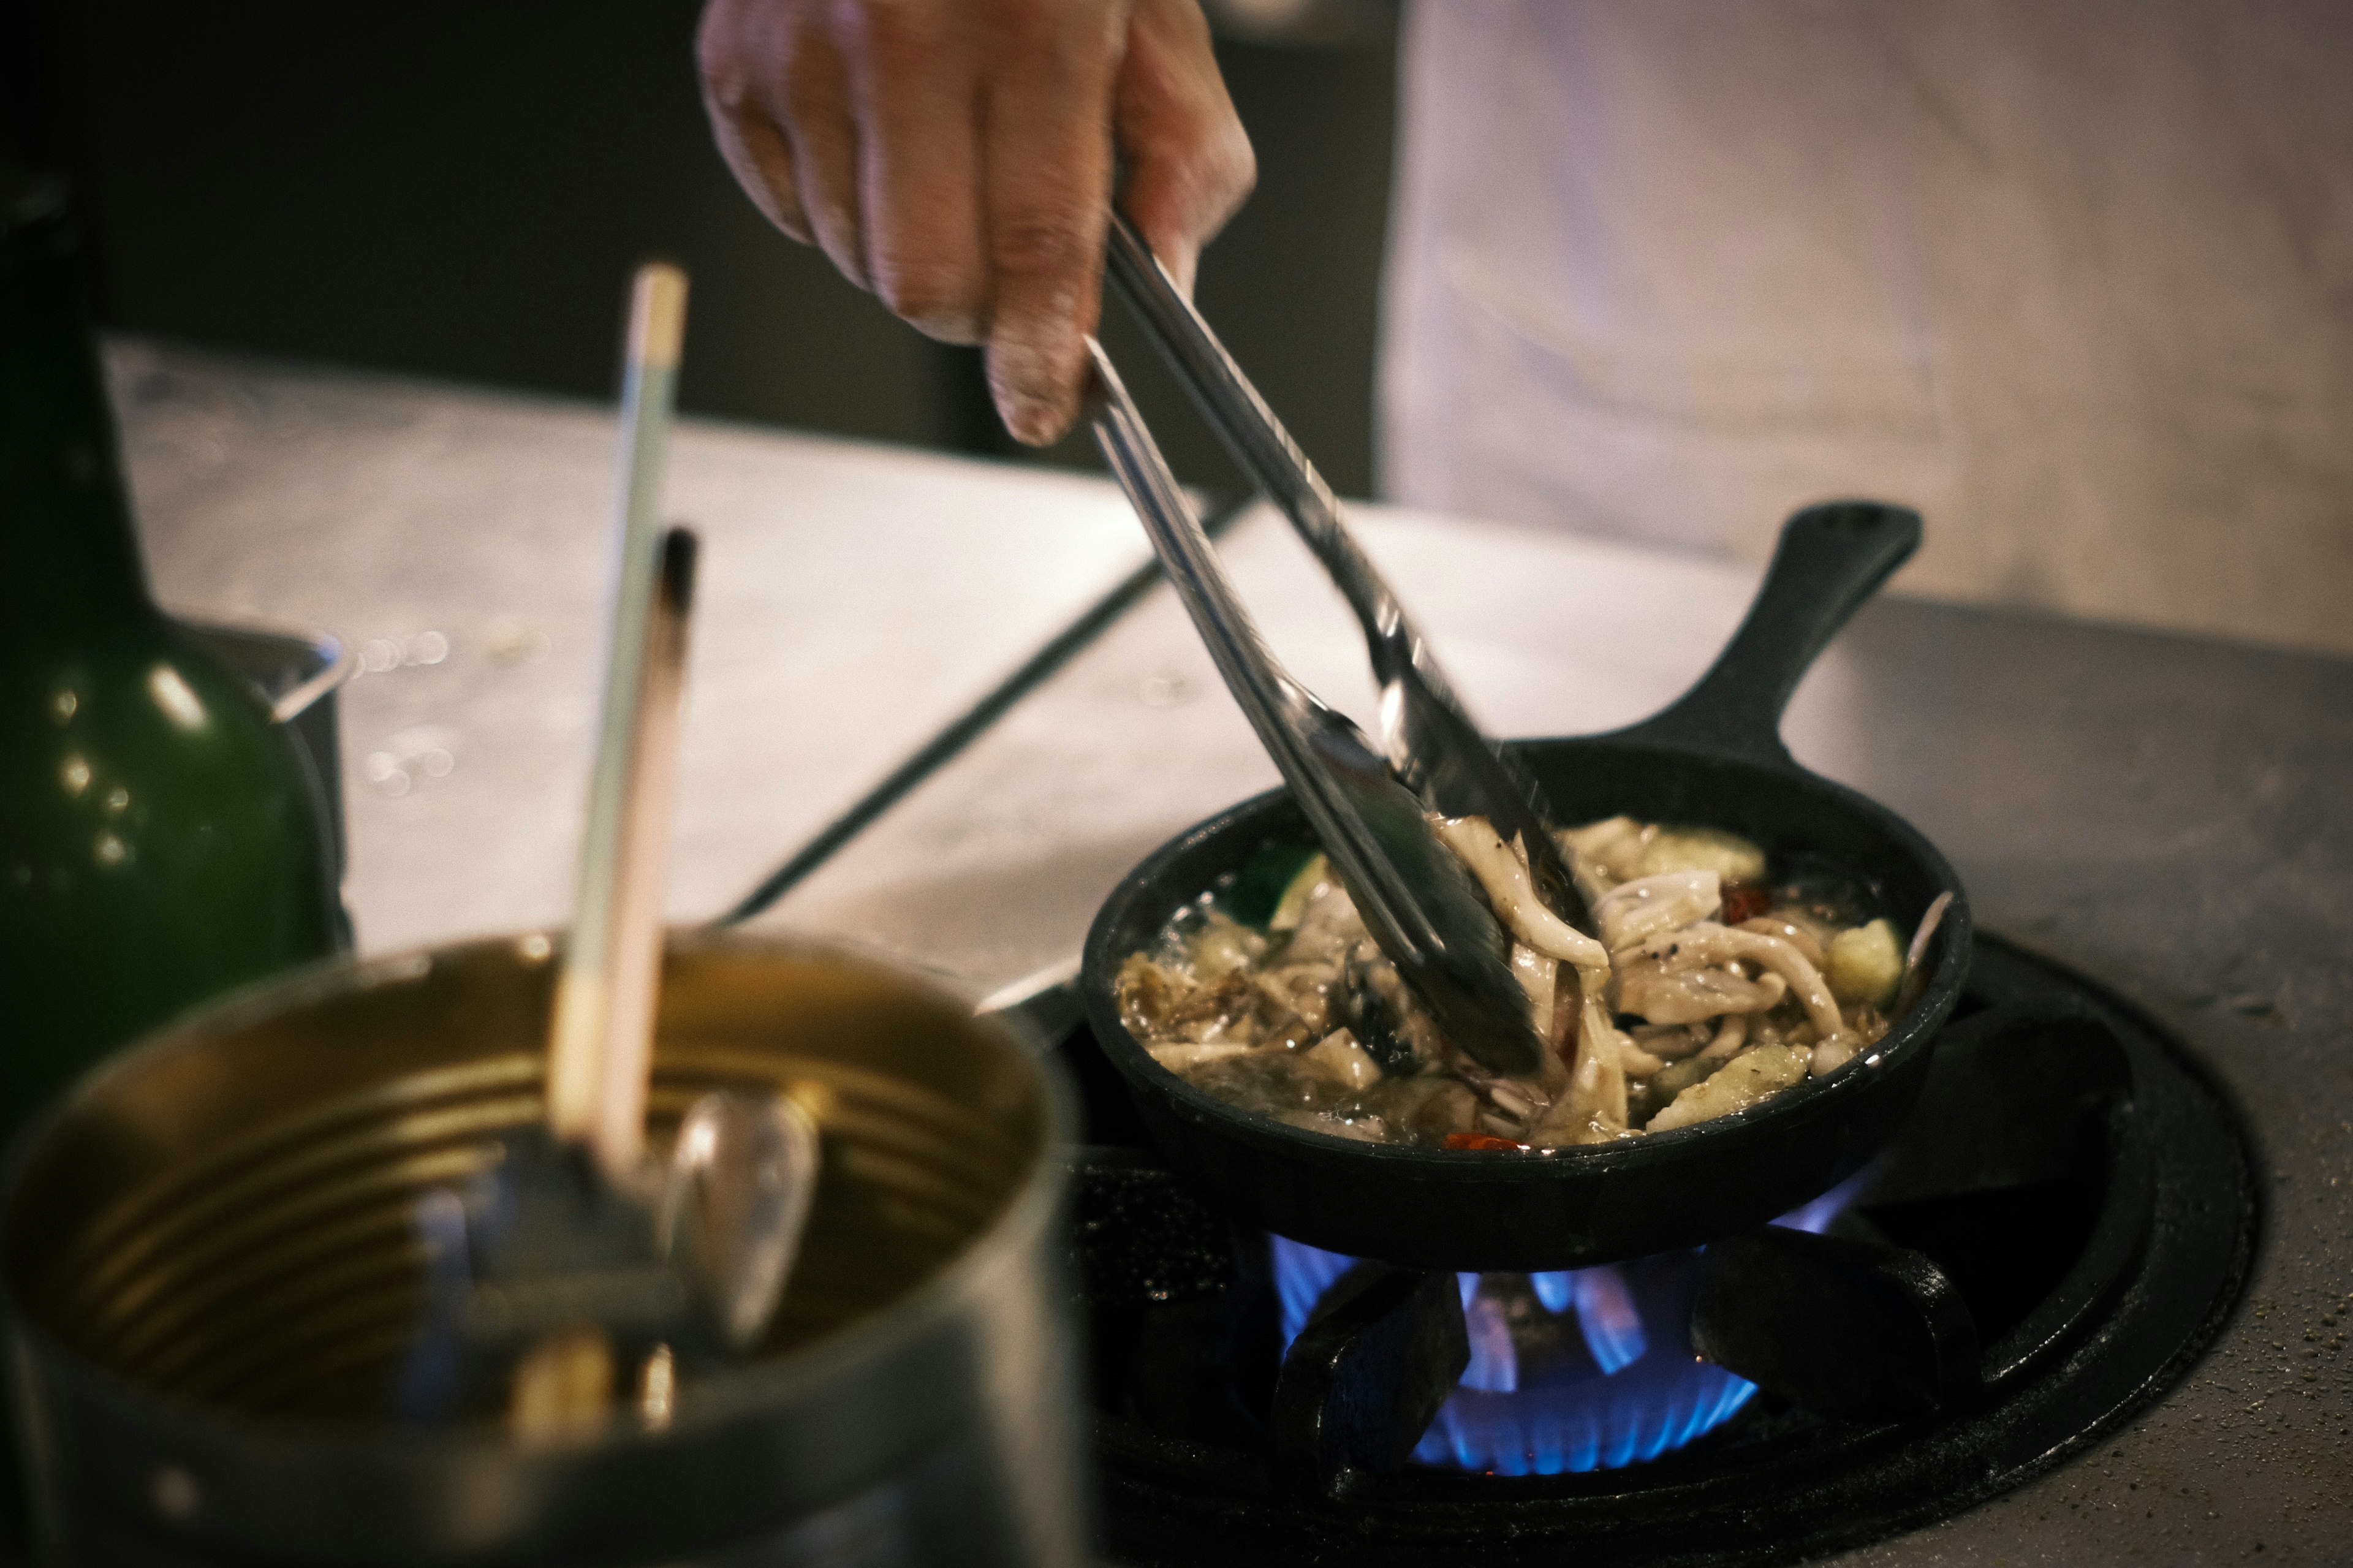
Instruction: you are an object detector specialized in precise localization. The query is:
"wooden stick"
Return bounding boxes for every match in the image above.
[513,529,694,1439]
[511,270,697,1442]
[593,527,697,1172]
[547,263,691,1179]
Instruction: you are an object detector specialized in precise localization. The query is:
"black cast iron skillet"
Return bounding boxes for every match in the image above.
[1080,501,1972,1273]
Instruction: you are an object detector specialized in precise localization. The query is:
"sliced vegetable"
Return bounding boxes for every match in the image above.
[1644,1052,1720,1107]
[1646,1043,1810,1132]
[1827,918,1904,1007]
[1267,850,1330,933]
[1302,1028,1382,1091]
[1227,842,1324,929]
[1640,827,1768,884]
[1720,882,1773,925]
[1444,1132,1529,1152]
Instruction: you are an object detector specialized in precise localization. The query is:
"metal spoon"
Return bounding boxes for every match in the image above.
[1086,339,1543,1075]
[658,1088,820,1354]
[1103,214,1592,937]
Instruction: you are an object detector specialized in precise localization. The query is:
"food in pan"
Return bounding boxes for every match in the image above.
[1115,817,1950,1150]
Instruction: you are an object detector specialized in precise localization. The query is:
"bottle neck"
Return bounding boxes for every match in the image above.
[1,183,153,632]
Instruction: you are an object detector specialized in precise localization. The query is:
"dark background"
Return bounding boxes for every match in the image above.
[2,0,1398,497]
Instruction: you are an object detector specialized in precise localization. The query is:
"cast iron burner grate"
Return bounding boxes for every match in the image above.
[1042,934,2257,1567]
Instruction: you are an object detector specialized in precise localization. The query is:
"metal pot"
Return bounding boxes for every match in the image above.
[2,933,1085,1567]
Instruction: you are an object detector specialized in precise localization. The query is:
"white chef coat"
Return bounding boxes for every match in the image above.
[1380,0,2353,655]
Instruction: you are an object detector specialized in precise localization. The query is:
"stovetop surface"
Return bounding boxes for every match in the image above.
[1048,933,2259,1566]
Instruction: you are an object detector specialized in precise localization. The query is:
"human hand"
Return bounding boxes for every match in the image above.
[698,0,1255,445]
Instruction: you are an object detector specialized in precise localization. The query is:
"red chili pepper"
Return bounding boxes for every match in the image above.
[1445,1132,1529,1152]
[1721,882,1774,925]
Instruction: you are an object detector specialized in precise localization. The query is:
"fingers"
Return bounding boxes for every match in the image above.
[699,0,1243,449]
[982,2,1132,445]
[697,0,866,288]
[842,4,988,343]
[697,0,814,242]
[1116,0,1256,298]
[774,21,869,290]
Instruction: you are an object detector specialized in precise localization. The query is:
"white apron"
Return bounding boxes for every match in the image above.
[1381,0,2353,654]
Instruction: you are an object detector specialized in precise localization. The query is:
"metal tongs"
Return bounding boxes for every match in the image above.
[1088,339,1545,1075]
[1101,216,1589,940]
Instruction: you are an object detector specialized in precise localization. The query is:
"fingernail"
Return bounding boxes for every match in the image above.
[1004,391,1067,447]
[991,335,1075,445]
[907,311,985,347]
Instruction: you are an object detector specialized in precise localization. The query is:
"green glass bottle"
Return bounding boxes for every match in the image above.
[0,175,344,1138]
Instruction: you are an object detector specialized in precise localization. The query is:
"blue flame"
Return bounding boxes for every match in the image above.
[1271,1172,1865,1475]
[1459,1272,1519,1392]
[1570,1266,1648,1373]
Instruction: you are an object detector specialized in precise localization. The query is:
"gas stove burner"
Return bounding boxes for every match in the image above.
[1267,1174,1863,1479]
[1275,1234,1762,1476]
[1047,933,2256,1567]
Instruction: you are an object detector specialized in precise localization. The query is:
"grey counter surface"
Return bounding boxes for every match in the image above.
[109,339,1153,954]
[118,347,2352,1563]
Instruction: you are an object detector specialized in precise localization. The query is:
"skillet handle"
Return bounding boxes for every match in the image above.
[1618,500,1920,767]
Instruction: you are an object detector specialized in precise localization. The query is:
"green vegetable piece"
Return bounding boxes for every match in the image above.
[1645,1053,1721,1107]
[1227,842,1322,929]
[1827,918,1905,1007]
[1648,1043,1811,1132]
[1267,851,1330,932]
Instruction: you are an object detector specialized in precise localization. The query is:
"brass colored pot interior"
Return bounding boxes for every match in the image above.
[4,935,1052,1428]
